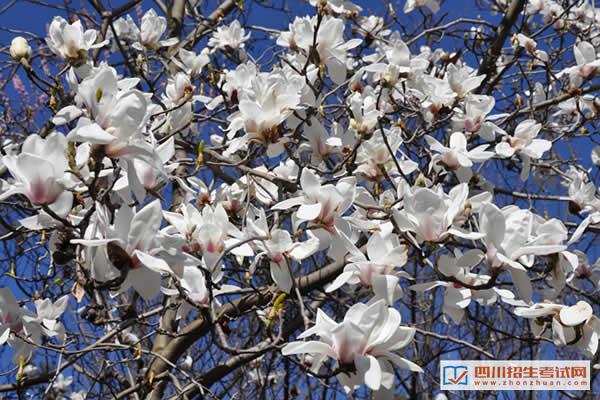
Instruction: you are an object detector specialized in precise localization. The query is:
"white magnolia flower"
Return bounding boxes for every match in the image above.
[277,16,361,85]
[247,207,319,293]
[162,266,238,318]
[568,250,600,289]
[282,300,422,395]
[349,91,381,134]
[355,127,417,180]
[327,231,409,304]
[177,48,210,77]
[73,200,173,300]
[309,0,362,14]
[0,132,73,223]
[495,119,551,180]
[134,9,178,50]
[478,203,567,302]
[404,0,440,14]
[426,131,493,170]
[560,41,600,87]
[208,20,250,51]
[393,183,484,244]
[512,33,548,65]
[452,94,503,141]
[54,65,151,162]
[0,289,67,363]
[273,168,356,259]
[446,64,485,98]
[515,300,600,356]
[163,203,252,281]
[411,250,514,323]
[226,68,303,157]
[27,295,69,340]
[46,17,107,63]
[0,288,40,362]
[254,229,319,293]
[563,166,600,214]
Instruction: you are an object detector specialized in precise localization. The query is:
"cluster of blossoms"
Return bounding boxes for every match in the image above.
[2,0,600,397]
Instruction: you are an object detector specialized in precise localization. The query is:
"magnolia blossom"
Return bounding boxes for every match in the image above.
[54,65,151,162]
[348,91,381,134]
[327,231,409,304]
[282,300,421,395]
[446,64,485,98]
[0,132,73,223]
[452,94,503,141]
[208,20,250,52]
[411,250,514,323]
[255,229,319,293]
[355,127,417,180]
[309,0,362,14]
[568,251,600,289]
[163,203,252,281]
[177,48,210,77]
[46,17,107,63]
[560,41,600,87]
[393,183,484,244]
[277,16,361,85]
[226,68,303,157]
[515,301,600,356]
[73,200,174,300]
[404,0,440,14]
[162,266,238,318]
[0,289,67,362]
[478,203,568,302]
[273,168,356,259]
[495,119,551,180]
[134,9,178,50]
[426,131,493,170]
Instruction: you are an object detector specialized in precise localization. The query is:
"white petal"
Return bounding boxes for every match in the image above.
[560,301,593,326]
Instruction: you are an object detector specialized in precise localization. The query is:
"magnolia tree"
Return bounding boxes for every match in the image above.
[1,0,600,398]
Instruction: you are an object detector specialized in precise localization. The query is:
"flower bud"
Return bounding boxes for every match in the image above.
[10,36,31,61]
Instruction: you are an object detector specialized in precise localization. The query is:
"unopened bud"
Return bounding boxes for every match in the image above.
[10,37,31,62]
